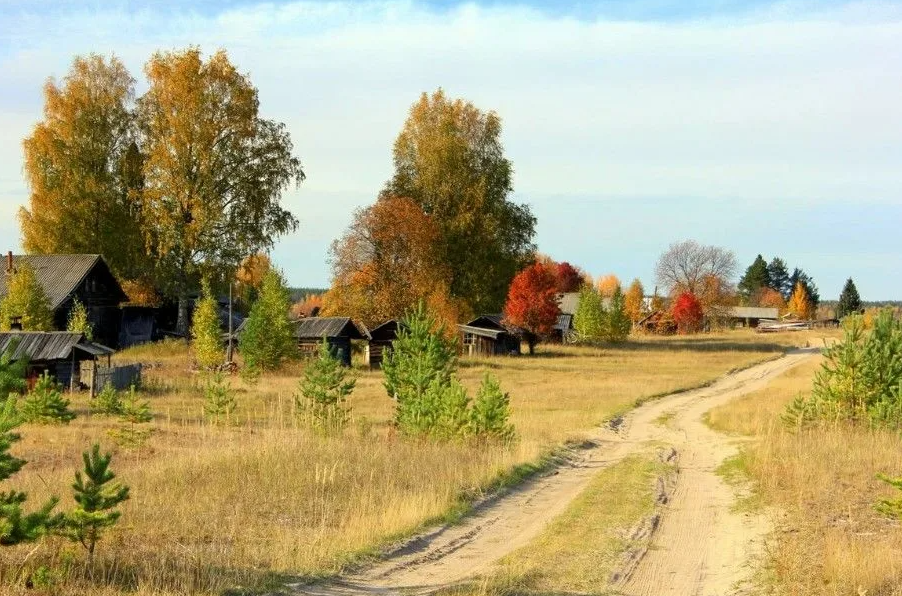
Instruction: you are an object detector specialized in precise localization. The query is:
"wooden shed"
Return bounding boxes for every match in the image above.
[721,306,779,329]
[458,315,522,356]
[365,320,404,369]
[0,331,115,390]
[1,253,128,347]
[293,317,368,367]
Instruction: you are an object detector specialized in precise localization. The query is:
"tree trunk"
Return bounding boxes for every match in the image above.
[177,292,190,338]
[527,336,536,355]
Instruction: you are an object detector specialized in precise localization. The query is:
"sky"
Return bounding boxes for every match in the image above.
[0,0,900,300]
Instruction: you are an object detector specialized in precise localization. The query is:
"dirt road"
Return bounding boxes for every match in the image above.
[292,349,817,596]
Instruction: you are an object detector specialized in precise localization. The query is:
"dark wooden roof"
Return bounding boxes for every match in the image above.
[0,254,127,310]
[293,317,368,340]
[369,320,404,342]
[0,332,114,362]
[459,314,525,339]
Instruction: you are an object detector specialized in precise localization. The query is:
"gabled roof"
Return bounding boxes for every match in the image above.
[724,306,779,319]
[460,315,525,338]
[0,254,127,310]
[293,317,368,340]
[369,320,404,342]
[0,331,114,361]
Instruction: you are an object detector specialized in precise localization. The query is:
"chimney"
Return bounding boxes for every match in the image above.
[5,251,11,274]
[9,316,22,331]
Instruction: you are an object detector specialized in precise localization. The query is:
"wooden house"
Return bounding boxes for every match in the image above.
[458,315,522,356]
[1,253,128,347]
[293,317,368,367]
[720,306,779,329]
[365,320,403,369]
[0,331,115,390]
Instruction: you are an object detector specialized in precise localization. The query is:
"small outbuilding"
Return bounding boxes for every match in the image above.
[0,331,115,390]
[721,306,779,329]
[293,317,368,367]
[365,320,403,369]
[458,315,522,356]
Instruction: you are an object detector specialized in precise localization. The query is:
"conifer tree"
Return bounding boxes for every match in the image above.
[240,269,296,377]
[191,280,224,369]
[0,340,28,399]
[20,372,76,425]
[118,387,152,424]
[91,384,124,417]
[66,298,93,341]
[789,268,820,307]
[603,285,632,342]
[837,277,862,319]
[737,254,771,302]
[61,444,129,559]
[0,399,60,545]
[469,374,515,443]
[203,373,237,422]
[297,339,355,434]
[0,263,53,331]
[767,257,791,299]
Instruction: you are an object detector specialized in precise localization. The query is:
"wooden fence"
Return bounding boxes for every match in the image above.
[84,363,143,395]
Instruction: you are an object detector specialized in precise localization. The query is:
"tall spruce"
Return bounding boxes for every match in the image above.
[767,257,792,299]
[837,278,862,319]
[240,269,296,377]
[789,268,820,307]
[737,254,771,302]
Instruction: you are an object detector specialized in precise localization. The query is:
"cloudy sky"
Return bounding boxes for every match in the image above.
[1,0,900,299]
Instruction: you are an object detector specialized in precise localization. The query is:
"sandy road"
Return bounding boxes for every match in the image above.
[291,349,817,596]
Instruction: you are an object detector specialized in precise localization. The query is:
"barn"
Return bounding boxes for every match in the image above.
[458,315,522,356]
[293,317,368,367]
[0,331,115,390]
[722,306,779,329]
[1,253,128,347]
[365,320,403,369]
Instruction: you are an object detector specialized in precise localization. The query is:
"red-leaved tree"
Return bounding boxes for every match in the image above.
[504,262,561,354]
[671,292,704,334]
[555,262,583,293]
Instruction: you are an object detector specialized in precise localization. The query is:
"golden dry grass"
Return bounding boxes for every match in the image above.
[708,352,902,596]
[1,331,803,594]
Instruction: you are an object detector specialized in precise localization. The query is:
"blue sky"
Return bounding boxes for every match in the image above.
[1,0,900,299]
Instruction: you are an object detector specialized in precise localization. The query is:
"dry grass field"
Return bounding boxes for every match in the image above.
[0,330,822,595]
[707,350,902,596]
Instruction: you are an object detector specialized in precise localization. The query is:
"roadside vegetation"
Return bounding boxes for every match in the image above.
[707,315,902,595]
[0,330,797,595]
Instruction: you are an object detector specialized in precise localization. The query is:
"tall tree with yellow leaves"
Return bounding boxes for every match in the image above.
[137,48,304,335]
[624,279,646,323]
[383,89,535,314]
[324,196,459,329]
[20,54,147,281]
[596,274,621,298]
[787,282,813,320]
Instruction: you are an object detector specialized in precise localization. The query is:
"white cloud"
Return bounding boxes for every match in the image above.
[0,1,900,295]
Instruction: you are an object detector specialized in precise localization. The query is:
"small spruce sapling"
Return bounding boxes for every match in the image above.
[297,339,355,434]
[204,373,237,422]
[61,444,129,559]
[0,339,28,399]
[20,372,76,425]
[0,399,60,545]
[91,384,124,417]
[119,387,152,424]
[469,374,515,443]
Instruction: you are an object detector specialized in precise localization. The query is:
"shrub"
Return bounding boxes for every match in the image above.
[60,444,129,560]
[296,339,355,434]
[671,292,703,334]
[20,372,76,425]
[191,280,224,369]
